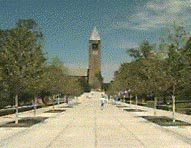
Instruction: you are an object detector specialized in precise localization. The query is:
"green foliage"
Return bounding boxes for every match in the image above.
[127,48,141,60]
[0,19,86,108]
[63,77,83,96]
[127,40,155,60]
[40,63,67,97]
[79,78,91,92]
[40,57,84,97]
[102,83,110,92]
[51,56,63,69]
[95,71,103,83]
[109,23,191,102]
[0,19,45,103]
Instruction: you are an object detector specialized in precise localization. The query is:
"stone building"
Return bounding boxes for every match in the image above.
[66,27,102,90]
[88,27,102,89]
[65,66,88,82]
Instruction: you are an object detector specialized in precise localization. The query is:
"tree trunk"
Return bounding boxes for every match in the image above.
[57,97,60,105]
[172,95,176,122]
[172,84,176,122]
[34,97,37,116]
[135,95,138,111]
[163,94,167,104]
[130,95,132,104]
[154,97,157,116]
[15,94,19,124]
[52,95,55,110]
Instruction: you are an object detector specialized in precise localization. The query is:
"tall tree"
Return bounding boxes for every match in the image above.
[0,19,45,123]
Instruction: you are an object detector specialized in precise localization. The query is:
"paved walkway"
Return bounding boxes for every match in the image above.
[0,92,191,148]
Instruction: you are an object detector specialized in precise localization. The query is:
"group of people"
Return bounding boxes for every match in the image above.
[113,89,131,104]
[99,90,132,111]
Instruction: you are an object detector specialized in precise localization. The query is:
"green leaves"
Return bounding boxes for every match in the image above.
[109,23,191,99]
[127,40,155,60]
[0,19,86,108]
[0,19,45,99]
[39,57,84,97]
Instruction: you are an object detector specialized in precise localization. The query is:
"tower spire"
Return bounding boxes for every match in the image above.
[90,27,101,40]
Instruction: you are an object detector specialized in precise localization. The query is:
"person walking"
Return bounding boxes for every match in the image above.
[100,94,106,111]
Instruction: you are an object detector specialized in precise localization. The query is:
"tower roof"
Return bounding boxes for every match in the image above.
[90,27,101,40]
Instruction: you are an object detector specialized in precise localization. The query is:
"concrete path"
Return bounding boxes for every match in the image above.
[0,92,191,148]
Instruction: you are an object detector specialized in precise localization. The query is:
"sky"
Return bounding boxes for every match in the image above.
[0,0,191,82]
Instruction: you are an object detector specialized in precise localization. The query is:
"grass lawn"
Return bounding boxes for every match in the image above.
[116,105,129,108]
[0,117,48,127]
[61,106,74,108]
[123,109,146,112]
[141,116,191,126]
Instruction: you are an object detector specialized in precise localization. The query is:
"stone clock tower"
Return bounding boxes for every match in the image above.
[88,27,102,89]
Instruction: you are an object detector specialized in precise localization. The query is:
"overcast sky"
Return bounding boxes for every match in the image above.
[0,0,191,82]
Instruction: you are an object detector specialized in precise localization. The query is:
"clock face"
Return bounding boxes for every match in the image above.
[92,44,98,49]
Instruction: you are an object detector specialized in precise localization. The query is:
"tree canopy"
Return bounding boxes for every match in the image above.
[0,19,86,108]
[108,23,191,102]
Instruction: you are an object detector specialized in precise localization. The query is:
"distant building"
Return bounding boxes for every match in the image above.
[65,66,89,82]
[65,27,102,90]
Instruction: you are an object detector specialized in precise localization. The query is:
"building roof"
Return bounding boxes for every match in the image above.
[89,27,101,40]
[65,66,88,77]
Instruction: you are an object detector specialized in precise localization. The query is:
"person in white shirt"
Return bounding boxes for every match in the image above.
[100,94,106,111]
